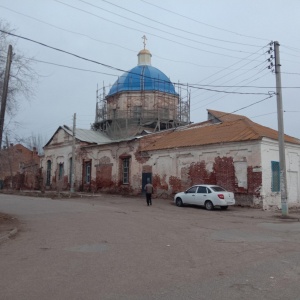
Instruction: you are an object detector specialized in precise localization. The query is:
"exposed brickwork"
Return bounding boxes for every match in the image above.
[247,166,262,196]
[96,164,114,190]
[142,165,152,173]
[188,161,212,186]
[153,174,168,191]
[213,156,235,191]
[115,184,134,195]
[169,176,182,194]
[134,146,150,164]
[0,144,40,190]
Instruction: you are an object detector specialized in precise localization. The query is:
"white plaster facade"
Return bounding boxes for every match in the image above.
[261,138,300,209]
[41,128,82,190]
[41,116,300,211]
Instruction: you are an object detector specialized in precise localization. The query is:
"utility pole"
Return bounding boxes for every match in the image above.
[274,41,288,217]
[0,45,13,149]
[6,135,13,189]
[70,113,76,193]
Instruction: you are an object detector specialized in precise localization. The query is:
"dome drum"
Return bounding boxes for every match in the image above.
[93,45,190,139]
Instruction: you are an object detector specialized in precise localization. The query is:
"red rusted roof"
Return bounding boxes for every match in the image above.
[141,112,300,151]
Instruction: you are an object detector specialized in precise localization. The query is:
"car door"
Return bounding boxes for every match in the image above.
[195,186,209,206]
[182,186,198,204]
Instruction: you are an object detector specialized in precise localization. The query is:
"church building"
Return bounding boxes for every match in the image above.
[93,38,190,139]
[41,40,300,210]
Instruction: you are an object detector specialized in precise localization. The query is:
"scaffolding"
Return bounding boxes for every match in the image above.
[93,82,190,139]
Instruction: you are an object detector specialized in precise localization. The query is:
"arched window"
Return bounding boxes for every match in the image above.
[58,163,64,180]
[46,160,51,186]
[69,157,72,183]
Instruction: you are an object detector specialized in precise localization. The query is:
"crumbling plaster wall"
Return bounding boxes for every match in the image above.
[107,91,177,120]
[88,140,142,194]
[41,129,82,191]
[142,141,263,205]
[261,139,300,209]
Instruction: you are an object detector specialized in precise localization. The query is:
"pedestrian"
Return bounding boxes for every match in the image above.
[144,178,154,206]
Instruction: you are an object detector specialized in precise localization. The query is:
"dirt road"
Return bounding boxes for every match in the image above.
[1,193,300,300]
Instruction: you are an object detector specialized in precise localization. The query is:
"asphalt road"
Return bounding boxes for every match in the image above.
[0,193,300,300]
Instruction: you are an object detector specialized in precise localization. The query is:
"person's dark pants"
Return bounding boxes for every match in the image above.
[146,193,152,206]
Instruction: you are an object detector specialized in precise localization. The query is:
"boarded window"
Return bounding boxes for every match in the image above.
[271,161,280,192]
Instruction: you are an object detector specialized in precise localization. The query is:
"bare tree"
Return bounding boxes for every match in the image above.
[25,133,47,155]
[0,20,38,141]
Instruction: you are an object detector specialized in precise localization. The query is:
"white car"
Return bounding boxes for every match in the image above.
[174,184,235,210]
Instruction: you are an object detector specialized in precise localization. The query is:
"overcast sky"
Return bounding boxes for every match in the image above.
[1,0,300,145]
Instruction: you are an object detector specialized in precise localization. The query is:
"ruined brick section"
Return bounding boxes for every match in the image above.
[213,157,235,191]
[96,164,114,191]
[142,165,152,173]
[247,166,262,197]
[115,184,134,195]
[234,167,262,207]
[153,174,168,191]
[0,144,40,190]
[180,166,191,189]
[188,161,216,186]
[186,157,235,191]
[169,176,182,194]
[134,146,150,164]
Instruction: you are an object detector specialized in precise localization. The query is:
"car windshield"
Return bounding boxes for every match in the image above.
[210,186,226,192]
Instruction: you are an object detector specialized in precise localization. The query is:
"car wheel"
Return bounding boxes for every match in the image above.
[221,206,228,210]
[205,200,214,210]
[175,197,183,207]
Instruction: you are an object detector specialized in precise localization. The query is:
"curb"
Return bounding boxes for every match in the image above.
[0,227,18,243]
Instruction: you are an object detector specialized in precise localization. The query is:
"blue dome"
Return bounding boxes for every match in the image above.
[107,65,177,97]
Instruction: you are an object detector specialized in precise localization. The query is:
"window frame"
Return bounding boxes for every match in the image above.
[271,161,280,192]
[85,163,91,184]
[58,162,64,180]
[46,160,51,186]
[122,158,130,184]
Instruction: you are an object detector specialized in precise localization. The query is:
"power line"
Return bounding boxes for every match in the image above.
[191,70,273,111]
[186,85,274,96]
[54,0,263,60]
[217,94,275,118]
[140,0,270,42]
[193,75,275,111]
[281,51,300,58]
[1,4,266,72]
[188,51,269,100]
[190,44,269,91]
[25,57,119,76]
[0,4,137,53]
[0,4,245,71]
[281,45,300,53]
[281,71,300,76]
[189,83,300,89]
[250,112,277,118]
[93,0,262,48]
[0,30,273,96]
[75,0,255,54]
